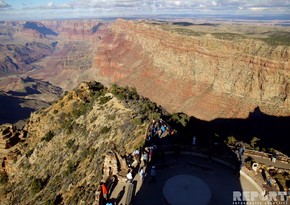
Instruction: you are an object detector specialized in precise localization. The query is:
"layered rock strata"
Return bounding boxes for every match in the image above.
[95,19,290,120]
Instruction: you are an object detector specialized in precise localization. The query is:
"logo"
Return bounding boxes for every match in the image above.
[233,191,289,205]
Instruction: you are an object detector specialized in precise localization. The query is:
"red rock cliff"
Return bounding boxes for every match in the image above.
[95,19,290,120]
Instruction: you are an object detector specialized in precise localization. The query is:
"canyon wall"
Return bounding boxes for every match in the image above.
[41,20,104,40]
[95,19,290,120]
[1,19,289,121]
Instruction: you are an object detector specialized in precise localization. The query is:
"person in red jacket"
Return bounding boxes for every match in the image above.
[100,182,108,201]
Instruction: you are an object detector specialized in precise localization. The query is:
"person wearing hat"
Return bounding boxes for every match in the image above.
[149,165,157,184]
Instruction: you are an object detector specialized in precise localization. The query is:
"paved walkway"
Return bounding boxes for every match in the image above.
[106,118,289,205]
[244,153,290,170]
[109,154,268,205]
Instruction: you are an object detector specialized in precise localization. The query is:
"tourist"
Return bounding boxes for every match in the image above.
[268,177,275,187]
[139,167,145,182]
[149,166,157,184]
[239,145,245,159]
[192,136,196,146]
[126,169,133,183]
[271,153,277,163]
[108,167,112,178]
[105,200,114,205]
[100,182,108,201]
[149,147,153,162]
[141,150,148,166]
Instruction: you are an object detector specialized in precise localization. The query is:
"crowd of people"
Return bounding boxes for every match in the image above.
[99,118,172,205]
[122,119,173,184]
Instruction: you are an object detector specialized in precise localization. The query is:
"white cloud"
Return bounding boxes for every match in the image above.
[199,4,205,9]
[18,0,290,12]
[212,1,218,6]
[47,2,55,8]
[174,1,180,6]
[1,0,290,20]
[0,0,10,8]
[249,7,270,11]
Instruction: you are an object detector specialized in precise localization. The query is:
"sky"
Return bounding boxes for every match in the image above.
[0,0,290,21]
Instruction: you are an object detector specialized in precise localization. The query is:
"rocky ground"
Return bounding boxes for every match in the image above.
[0,81,164,204]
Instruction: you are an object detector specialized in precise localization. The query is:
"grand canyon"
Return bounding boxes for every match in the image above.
[0,18,290,204]
[1,19,290,122]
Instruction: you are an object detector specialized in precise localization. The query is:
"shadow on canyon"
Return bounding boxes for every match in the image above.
[131,107,289,205]
[166,107,290,156]
[0,93,35,124]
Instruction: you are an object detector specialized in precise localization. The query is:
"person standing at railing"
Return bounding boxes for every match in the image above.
[271,152,277,163]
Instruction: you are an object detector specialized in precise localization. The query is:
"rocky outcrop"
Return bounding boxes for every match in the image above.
[0,124,26,169]
[0,82,151,205]
[0,124,27,148]
[95,19,290,120]
[0,42,55,76]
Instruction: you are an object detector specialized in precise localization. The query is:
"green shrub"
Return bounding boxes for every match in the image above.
[66,139,74,149]
[45,200,54,205]
[89,148,97,156]
[53,109,59,114]
[31,178,44,194]
[127,87,139,100]
[225,136,237,145]
[149,112,161,120]
[41,131,55,142]
[61,119,74,134]
[171,113,189,127]
[92,91,102,99]
[99,96,111,104]
[64,161,78,176]
[89,81,104,91]
[133,118,142,125]
[107,114,116,121]
[250,137,260,149]
[100,126,110,134]
[116,93,125,100]
[0,172,8,184]
[168,27,205,36]
[26,149,34,157]
[212,32,245,41]
[71,144,79,153]
[80,149,89,160]
[259,32,290,46]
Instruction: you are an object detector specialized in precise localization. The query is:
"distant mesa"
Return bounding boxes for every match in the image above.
[172,22,195,26]
[172,22,218,26]
[23,22,58,36]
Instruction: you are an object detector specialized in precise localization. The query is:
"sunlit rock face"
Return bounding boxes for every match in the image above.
[1,19,289,120]
[95,19,290,120]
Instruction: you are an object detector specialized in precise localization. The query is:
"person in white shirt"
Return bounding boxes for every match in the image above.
[139,167,145,182]
[126,169,133,183]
